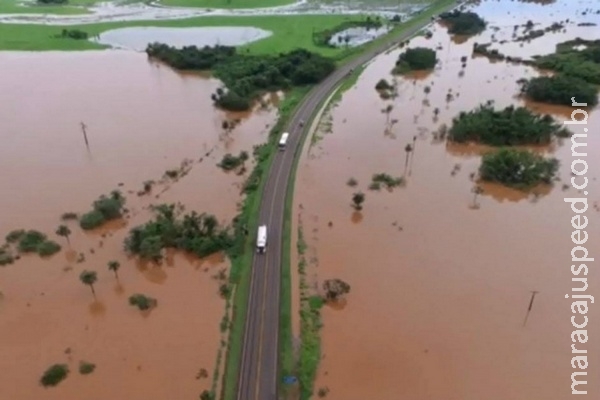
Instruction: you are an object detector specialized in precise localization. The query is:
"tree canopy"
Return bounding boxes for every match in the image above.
[520,75,598,106]
[80,190,126,230]
[439,10,487,35]
[393,47,437,74]
[146,44,336,111]
[479,148,559,190]
[534,38,600,84]
[323,279,351,301]
[448,104,567,146]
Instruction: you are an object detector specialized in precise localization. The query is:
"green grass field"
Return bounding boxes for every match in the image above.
[160,0,294,9]
[0,0,100,14]
[0,14,369,53]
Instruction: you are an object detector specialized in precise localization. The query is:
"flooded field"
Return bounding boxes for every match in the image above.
[294,0,600,399]
[328,25,391,47]
[0,51,276,399]
[94,26,272,51]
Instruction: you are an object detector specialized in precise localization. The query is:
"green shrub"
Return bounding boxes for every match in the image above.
[479,148,559,190]
[36,241,61,257]
[129,294,157,311]
[18,230,47,253]
[40,364,69,387]
[61,212,79,221]
[79,361,96,375]
[535,38,600,84]
[6,229,25,243]
[372,173,404,189]
[218,151,249,171]
[80,210,106,230]
[0,247,14,266]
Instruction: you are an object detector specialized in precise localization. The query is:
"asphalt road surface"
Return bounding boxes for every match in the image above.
[236,2,463,400]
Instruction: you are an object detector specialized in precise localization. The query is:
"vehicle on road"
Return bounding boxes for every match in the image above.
[257,225,267,253]
[278,132,289,151]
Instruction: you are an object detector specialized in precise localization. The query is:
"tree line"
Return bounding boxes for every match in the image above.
[146,43,336,111]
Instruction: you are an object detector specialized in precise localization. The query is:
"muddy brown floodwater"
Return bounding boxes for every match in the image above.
[293,0,600,399]
[0,51,276,400]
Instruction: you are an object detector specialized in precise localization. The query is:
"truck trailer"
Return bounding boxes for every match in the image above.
[257,225,267,253]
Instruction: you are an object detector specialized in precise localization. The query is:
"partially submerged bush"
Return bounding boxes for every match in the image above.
[129,294,157,311]
[17,230,47,253]
[124,204,234,261]
[534,38,600,84]
[79,361,96,375]
[393,47,437,74]
[449,104,567,145]
[80,191,126,230]
[372,173,404,189]
[218,151,249,171]
[375,79,392,91]
[520,75,598,106]
[479,148,559,190]
[0,246,14,266]
[40,364,69,387]
[6,229,25,243]
[61,212,79,221]
[439,10,487,35]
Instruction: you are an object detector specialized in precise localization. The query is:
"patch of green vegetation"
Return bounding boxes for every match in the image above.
[78,361,96,375]
[80,190,126,230]
[371,173,404,189]
[439,10,487,35]
[37,240,62,256]
[160,0,293,9]
[124,204,233,262]
[520,75,598,107]
[40,364,69,387]
[375,78,393,91]
[61,212,79,221]
[218,151,249,171]
[535,38,600,84]
[16,230,61,257]
[312,16,384,48]
[147,44,336,111]
[128,294,157,310]
[0,15,368,54]
[480,148,559,190]
[37,0,68,4]
[393,47,437,74]
[56,28,89,40]
[449,104,568,145]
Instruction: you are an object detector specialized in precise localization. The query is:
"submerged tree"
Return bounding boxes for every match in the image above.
[79,270,98,299]
[55,225,71,245]
[323,279,351,301]
[107,260,121,280]
[351,192,365,211]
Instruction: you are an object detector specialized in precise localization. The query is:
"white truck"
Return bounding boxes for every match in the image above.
[257,225,267,253]
[278,132,289,151]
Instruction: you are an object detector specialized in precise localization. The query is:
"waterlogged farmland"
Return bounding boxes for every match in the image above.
[294,0,600,399]
[0,51,277,400]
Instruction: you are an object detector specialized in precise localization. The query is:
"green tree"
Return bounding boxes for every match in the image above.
[351,192,365,211]
[129,294,157,311]
[393,47,437,74]
[520,75,598,107]
[40,364,69,387]
[323,279,351,301]
[55,225,71,245]
[79,270,98,299]
[108,260,120,280]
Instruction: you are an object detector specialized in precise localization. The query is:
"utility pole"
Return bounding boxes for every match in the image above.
[523,290,539,327]
[80,122,89,148]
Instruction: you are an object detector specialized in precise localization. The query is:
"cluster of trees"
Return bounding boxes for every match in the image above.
[5,229,61,257]
[80,190,126,230]
[322,279,351,301]
[520,75,598,106]
[124,204,233,262]
[480,148,559,190]
[535,38,600,84]
[129,294,157,311]
[439,10,487,35]
[146,43,336,111]
[58,29,88,40]
[448,104,567,146]
[393,47,437,74]
[312,17,383,47]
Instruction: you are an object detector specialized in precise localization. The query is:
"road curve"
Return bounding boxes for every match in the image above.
[235,2,463,400]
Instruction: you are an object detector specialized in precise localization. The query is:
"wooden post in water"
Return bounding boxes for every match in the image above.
[523,290,539,327]
[80,122,89,148]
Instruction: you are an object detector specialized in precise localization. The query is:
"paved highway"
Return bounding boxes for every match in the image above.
[235,2,463,400]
